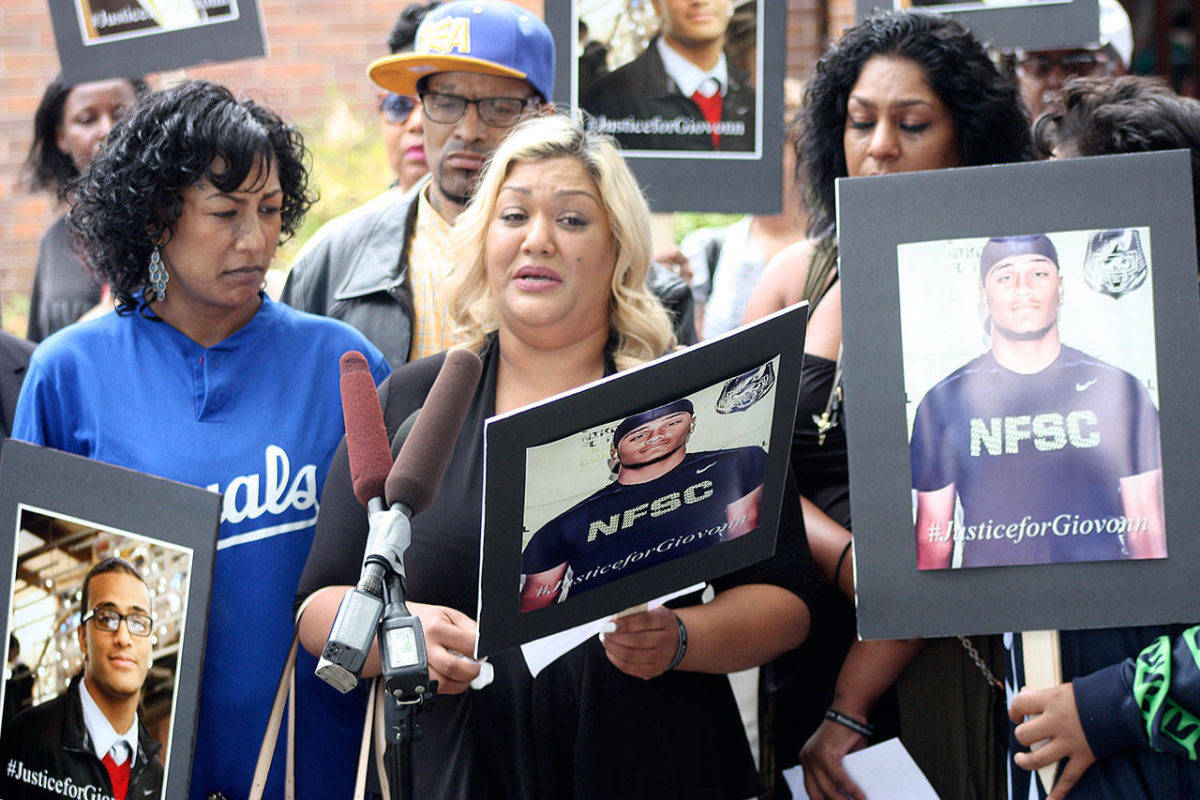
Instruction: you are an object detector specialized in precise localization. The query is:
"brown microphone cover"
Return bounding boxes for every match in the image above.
[340,351,392,506]
[385,348,483,515]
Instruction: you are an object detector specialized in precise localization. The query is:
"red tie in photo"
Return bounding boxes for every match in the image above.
[102,749,131,800]
[690,89,723,148]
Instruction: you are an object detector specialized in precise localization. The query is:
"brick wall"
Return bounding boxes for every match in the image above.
[0,0,833,330]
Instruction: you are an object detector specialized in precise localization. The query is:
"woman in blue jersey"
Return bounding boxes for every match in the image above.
[13,80,390,800]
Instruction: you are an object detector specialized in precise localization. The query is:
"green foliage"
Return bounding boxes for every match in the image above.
[275,98,391,270]
[673,212,740,245]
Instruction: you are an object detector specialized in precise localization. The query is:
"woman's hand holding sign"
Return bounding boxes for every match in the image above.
[600,606,682,680]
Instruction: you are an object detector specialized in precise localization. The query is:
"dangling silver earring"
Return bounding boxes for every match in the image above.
[148,247,169,302]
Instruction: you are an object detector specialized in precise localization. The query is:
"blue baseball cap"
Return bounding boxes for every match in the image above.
[368,1,555,102]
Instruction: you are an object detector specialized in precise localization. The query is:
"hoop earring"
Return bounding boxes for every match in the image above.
[148,247,169,302]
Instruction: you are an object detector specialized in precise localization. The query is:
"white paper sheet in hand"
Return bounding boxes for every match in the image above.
[782,738,940,800]
[520,584,704,677]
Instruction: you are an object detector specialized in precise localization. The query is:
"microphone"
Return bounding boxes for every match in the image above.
[340,351,392,506]
[386,348,483,514]
[318,351,395,692]
[318,349,484,698]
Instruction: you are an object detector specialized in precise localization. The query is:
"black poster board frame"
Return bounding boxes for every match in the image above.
[476,303,808,656]
[0,440,221,799]
[836,151,1200,639]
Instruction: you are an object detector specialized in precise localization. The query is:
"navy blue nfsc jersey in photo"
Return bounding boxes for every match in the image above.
[910,346,1161,568]
[522,446,767,597]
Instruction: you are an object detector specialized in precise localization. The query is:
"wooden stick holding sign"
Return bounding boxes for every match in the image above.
[1022,628,1063,795]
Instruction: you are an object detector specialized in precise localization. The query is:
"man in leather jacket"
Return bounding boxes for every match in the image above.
[283,1,696,368]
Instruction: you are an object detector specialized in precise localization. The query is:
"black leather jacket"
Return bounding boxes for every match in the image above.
[0,676,163,800]
[281,179,696,369]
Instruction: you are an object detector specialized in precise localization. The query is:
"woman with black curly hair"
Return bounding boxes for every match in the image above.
[23,75,145,342]
[741,11,1035,800]
[13,80,390,800]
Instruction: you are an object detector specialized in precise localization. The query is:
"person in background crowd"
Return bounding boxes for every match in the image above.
[583,0,755,152]
[380,0,441,192]
[22,75,145,342]
[999,73,1200,800]
[1005,0,1131,120]
[13,80,390,800]
[0,558,163,800]
[0,332,34,439]
[578,18,610,97]
[297,113,817,799]
[678,78,806,340]
[742,11,1035,799]
[284,0,696,369]
[3,633,33,727]
[725,1,758,86]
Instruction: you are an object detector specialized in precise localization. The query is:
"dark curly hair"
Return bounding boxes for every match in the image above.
[386,0,442,53]
[23,75,148,202]
[799,11,1035,299]
[1034,75,1200,264]
[69,80,315,312]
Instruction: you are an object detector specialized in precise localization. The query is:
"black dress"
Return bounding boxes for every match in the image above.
[27,215,103,343]
[297,338,821,800]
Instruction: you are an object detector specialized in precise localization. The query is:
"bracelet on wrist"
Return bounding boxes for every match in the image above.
[665,612,688,672]
[824,707,874,738]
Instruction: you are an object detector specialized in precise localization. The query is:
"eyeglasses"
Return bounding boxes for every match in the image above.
[379,93,418,125]
[82,606,154,637]
[418,91,536,128]
[1016,52,1109,79]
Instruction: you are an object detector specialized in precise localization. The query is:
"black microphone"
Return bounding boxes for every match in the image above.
[318,349,483,697]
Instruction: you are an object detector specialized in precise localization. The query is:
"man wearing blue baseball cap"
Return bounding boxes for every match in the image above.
[910,233,1164,571]
[284,0,696,368]
[282,1,553,368]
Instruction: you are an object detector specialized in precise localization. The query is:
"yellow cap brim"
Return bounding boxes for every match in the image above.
[367,52,527,96]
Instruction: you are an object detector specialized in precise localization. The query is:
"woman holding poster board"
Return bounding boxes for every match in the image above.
[741,11,1037,799]
[13,81,391,799]
[297,114,818,799]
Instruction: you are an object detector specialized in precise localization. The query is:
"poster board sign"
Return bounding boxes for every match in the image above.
[0,440,220,799]
[545,0,785,213]
[854,0,1101,53]
[475,303,808,656]
[836,151,1200,639]
[46,0,267,84]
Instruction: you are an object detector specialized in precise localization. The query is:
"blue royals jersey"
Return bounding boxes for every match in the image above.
[14,297,390,800]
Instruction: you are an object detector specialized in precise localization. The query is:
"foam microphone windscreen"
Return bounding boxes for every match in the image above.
[385,349,483,515]
[340,351,392,506]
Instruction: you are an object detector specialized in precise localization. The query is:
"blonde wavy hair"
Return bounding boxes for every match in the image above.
[445,113,675,371]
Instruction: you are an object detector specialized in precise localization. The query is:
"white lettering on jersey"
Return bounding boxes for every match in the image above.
[969,411,1100,456]
[208,444,319,525]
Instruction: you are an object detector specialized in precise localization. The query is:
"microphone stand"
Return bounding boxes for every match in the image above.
[318,497,435,800]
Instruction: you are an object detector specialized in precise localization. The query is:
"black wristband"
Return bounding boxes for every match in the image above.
[825,707,874,738]
[834,541,853,583]
[665,612,688,671]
